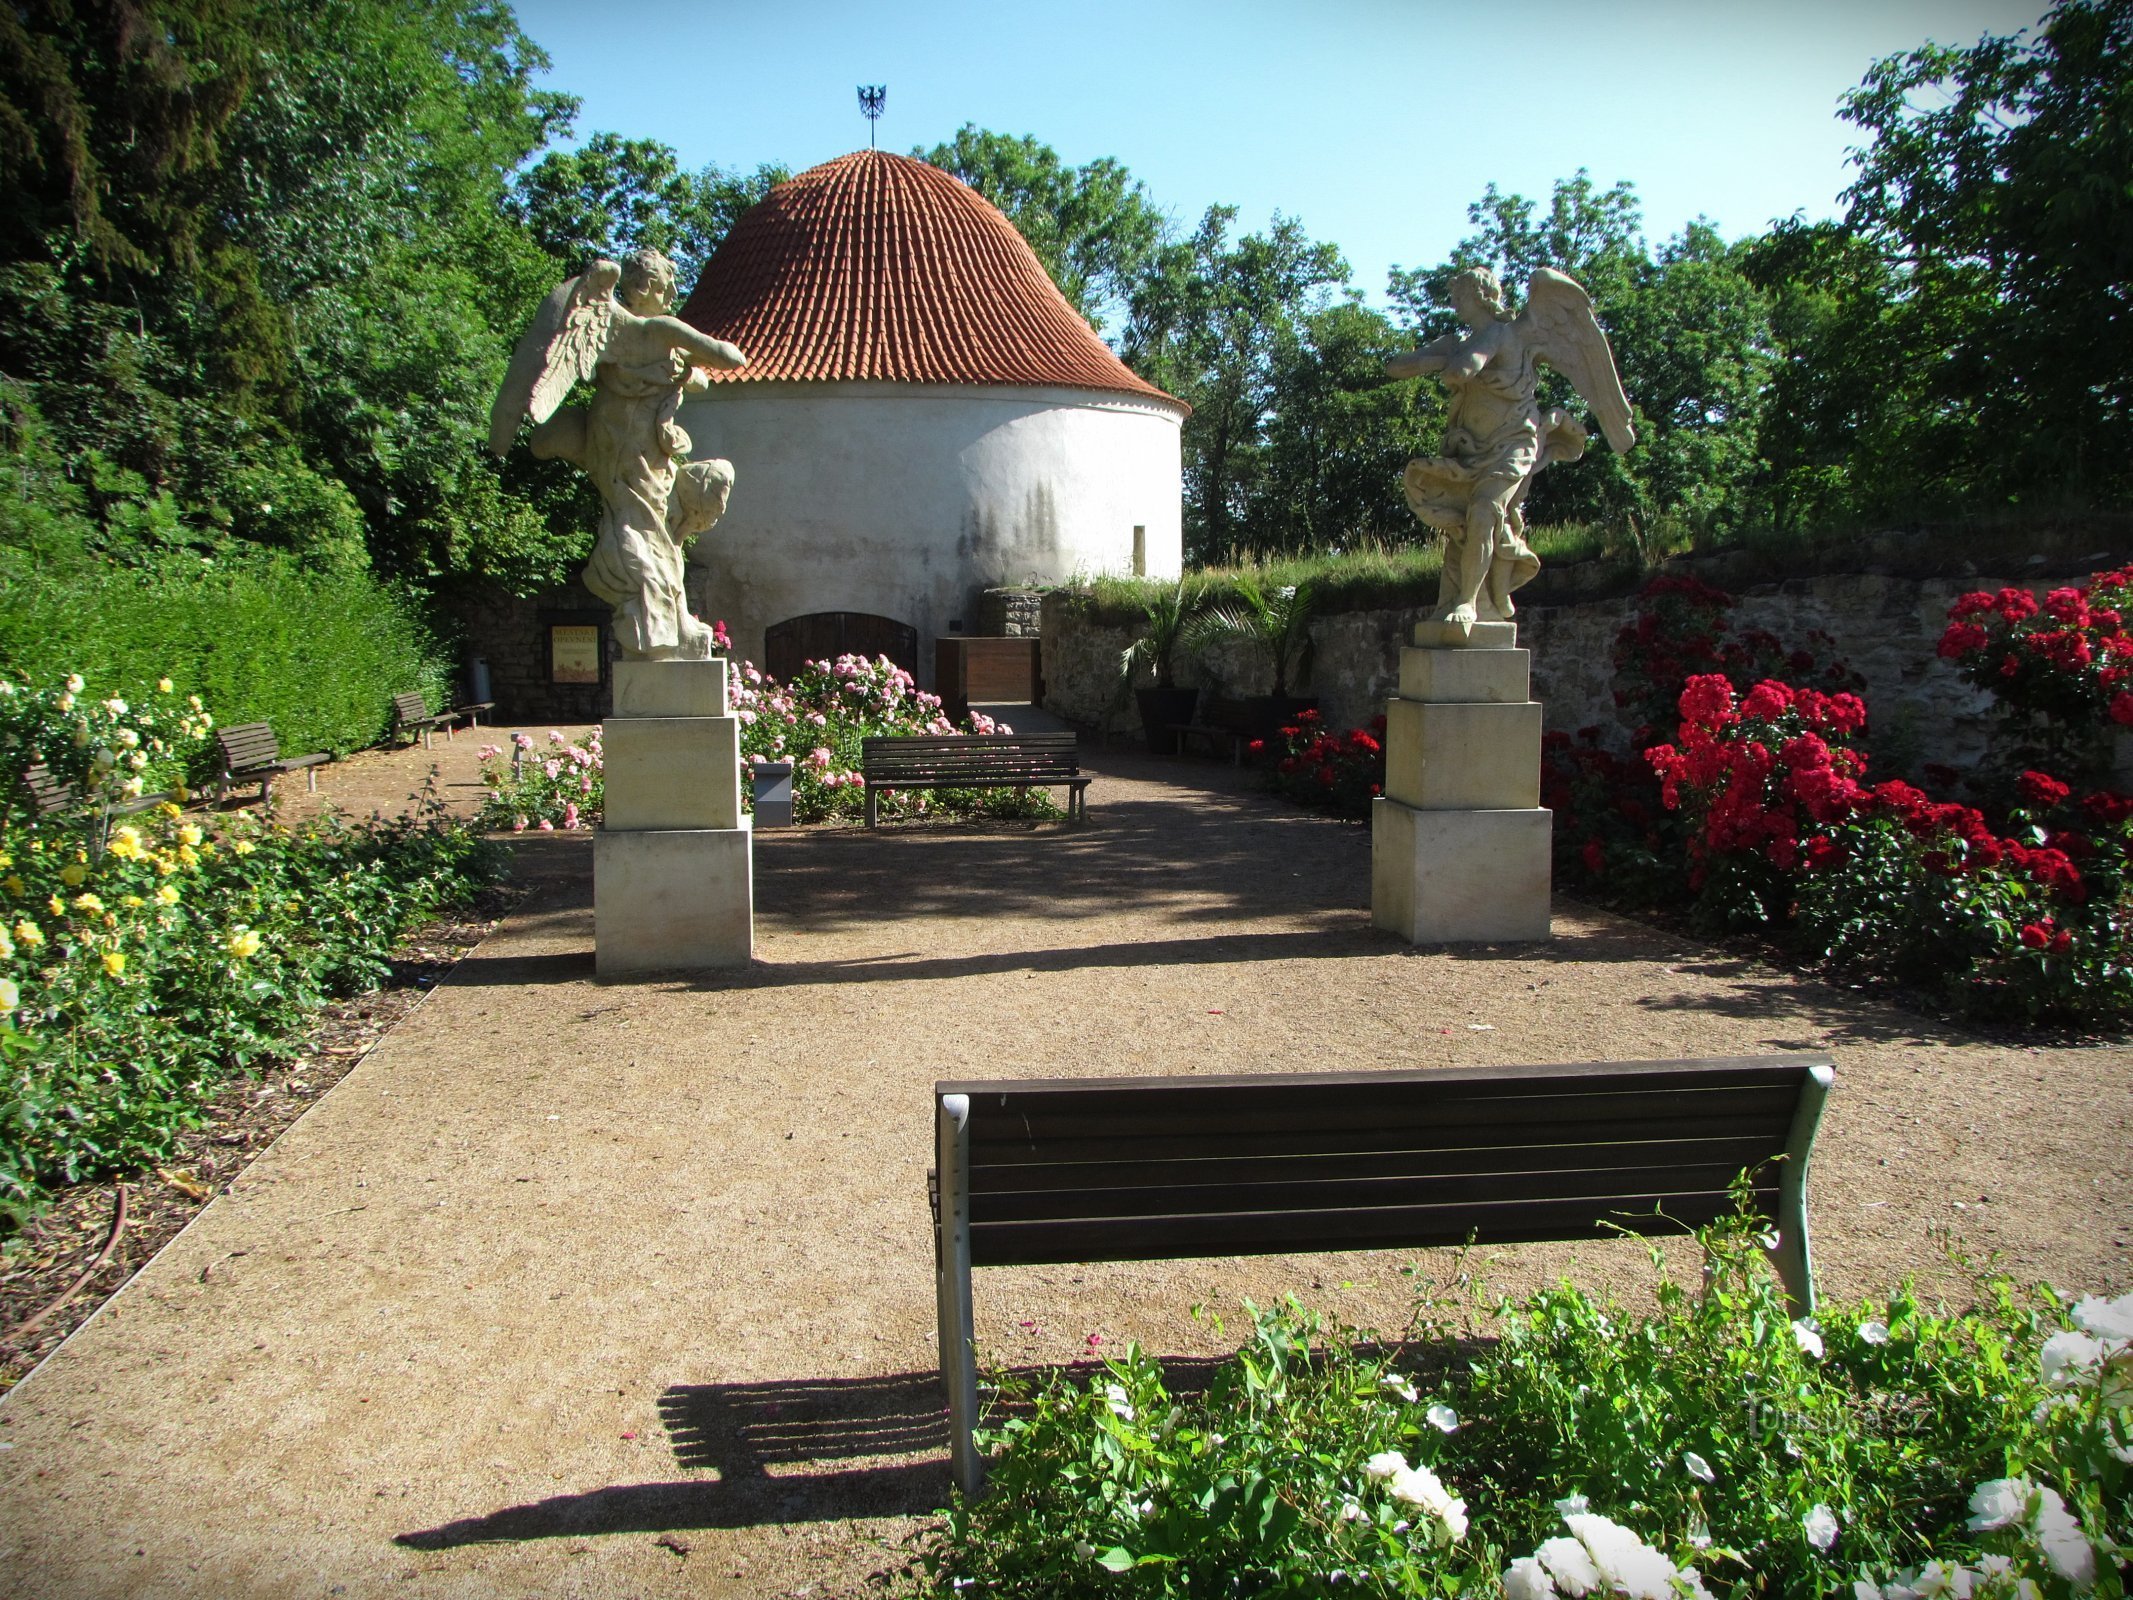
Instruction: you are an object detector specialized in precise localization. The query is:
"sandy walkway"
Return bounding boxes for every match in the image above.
[1,746,2127,1598]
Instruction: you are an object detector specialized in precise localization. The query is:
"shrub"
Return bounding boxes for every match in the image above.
[734,654,1058,825]
[1258,709,1386,819]
[1936,573,2133,784]
[0,782,503,1230]
[473,654,1065,829]
[903,1215,2130,1598]
[0,550,450,757]
[477,728,603,833]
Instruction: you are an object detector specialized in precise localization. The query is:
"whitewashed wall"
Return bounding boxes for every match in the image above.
[678,381,1183,684]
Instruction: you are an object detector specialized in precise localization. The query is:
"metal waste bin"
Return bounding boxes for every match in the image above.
[751,760,794,828]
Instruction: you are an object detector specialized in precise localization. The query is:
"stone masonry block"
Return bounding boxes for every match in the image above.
[1371,799,1551,944]
[594,821,753,975]
[1398,646,1530,704]
[613,659,728,719]
[1412,619,1518,650]
[1384,700,1541,811]
[601,716,741,831]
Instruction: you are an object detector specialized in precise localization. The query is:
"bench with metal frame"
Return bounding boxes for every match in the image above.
[11,761,176,849]
[860,733,1090,828]
[929,1052,1834,1496]
[215,722,329,805]
[1168,695,1256,766]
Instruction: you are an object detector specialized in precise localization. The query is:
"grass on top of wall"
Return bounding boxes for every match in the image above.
[1076,525,1616,624]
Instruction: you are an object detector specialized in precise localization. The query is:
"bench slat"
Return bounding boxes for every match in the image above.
[967,1188,1767,1267]
[963,1110,1795,1169]
[971,1161,1777,1225]
[965,1133,1790,1193]
[967,1083,1802,1145]
[942,1056,1820,1103]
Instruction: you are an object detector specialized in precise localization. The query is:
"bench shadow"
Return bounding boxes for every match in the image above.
[395,1358,1227,1547]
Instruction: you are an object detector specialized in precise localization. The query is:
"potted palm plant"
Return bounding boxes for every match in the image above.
[1119,581,1204,755]
[1199,577,1319,735]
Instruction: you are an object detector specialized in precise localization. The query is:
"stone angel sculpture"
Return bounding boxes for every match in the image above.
[488,249,746,660]
[1386,265,1635,635]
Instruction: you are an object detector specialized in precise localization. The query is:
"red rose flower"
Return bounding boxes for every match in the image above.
[2018,922,2051,950]
[2017,770,2072,809]
[1580,840,1604,875]
[2112,692,2133,728]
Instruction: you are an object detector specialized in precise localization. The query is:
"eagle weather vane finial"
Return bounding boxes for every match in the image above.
[858,85,885,148]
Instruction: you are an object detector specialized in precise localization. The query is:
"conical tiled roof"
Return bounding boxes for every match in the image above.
[676,150,1182,409]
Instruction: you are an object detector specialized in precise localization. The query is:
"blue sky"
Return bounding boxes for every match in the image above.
[512,0,2046,310]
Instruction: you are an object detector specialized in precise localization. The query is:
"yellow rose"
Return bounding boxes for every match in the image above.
[122,895,145,909]
[45,897,63,917]
[0,851,10,869]
[4,875,23,896]
[101,950,126,978]
[0,976,17,1013]
[59,864,86,887]
[155,884,180,906]
[0,930,12,959]
[72,893,104,913]
[227,928,262,960]
[232,840,256,857]
[176,844,199,868]
[106,826,143,860]
[15,920,43,948]
[177,823,203,847]
[157,677,174,693]
[167,783,188,805]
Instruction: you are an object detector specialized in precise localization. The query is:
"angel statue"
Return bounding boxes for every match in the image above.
[487,249,746,659]
[1385,265,1635,636]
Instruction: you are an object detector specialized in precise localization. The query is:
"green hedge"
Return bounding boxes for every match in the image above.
[0,553,451,757]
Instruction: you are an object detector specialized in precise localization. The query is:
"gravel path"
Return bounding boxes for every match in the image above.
[0,740,2127,1599]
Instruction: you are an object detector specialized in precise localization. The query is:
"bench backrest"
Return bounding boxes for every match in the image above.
[391,691,430,725]
[20,761,76,815]
[863,733,1080,785]
[1201,696,1253,731]
[938,1054,1830,1267]
[217,722,282,773]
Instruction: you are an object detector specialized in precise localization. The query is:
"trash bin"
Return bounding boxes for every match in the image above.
[751,760,794,828]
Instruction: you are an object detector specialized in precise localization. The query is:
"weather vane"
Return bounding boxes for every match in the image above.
[858,85,886,148]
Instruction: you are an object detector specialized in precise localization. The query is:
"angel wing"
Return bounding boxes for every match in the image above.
[1517,267,1636,456]
[486,261,623,456]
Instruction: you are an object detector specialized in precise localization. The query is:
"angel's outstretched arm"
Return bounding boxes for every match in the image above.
[648,317,746,371]
[1384,331,1462,381]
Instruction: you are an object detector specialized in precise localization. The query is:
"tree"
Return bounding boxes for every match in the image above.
[510,133,787,287]
[1123,209,1351,562]
[1834,0,2132,509]
[918,125,1167,339]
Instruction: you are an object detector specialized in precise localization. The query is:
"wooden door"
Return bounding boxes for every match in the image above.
[763,612,919,685]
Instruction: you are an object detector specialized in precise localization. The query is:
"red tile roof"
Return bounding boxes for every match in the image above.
[676,150,1182,409]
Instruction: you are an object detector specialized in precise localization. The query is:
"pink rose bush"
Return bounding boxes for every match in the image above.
[478,655,1055,829]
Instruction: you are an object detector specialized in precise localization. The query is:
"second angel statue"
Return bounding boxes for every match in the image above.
[487,249,746,660]
[1387,266,1635,636]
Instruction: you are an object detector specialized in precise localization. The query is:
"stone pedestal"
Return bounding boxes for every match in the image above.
[596,660,753,976]
[1371,623,1552,944]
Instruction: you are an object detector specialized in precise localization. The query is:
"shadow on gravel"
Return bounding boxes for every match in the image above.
[396,1358,1228,1544]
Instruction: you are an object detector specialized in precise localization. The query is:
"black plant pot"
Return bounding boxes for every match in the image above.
[1136,686,1200,755]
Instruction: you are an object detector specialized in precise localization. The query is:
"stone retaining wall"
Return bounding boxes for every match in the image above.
[1043,550,2128,774]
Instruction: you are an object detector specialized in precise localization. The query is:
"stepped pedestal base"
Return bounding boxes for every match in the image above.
[595,657,754,976]
[594,821,754,975]
[1371,800,1551,944]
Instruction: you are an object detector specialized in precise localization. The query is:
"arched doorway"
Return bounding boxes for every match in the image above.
[764,612,920,685]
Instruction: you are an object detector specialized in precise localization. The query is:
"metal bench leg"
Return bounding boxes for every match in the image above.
[936,1093,982,1498]
[1766,1063,1832,1318]
[305,767,317,793]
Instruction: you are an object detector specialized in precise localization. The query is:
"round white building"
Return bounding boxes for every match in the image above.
[674,149,1185,685]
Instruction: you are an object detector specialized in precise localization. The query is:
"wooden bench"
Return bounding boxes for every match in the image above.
[860,733,1090,827]
[215,722,329,805]
[13,762,176,843]
[930,1053,1833,1495]
[391,691,457,751]
[1169,695,1256,765]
